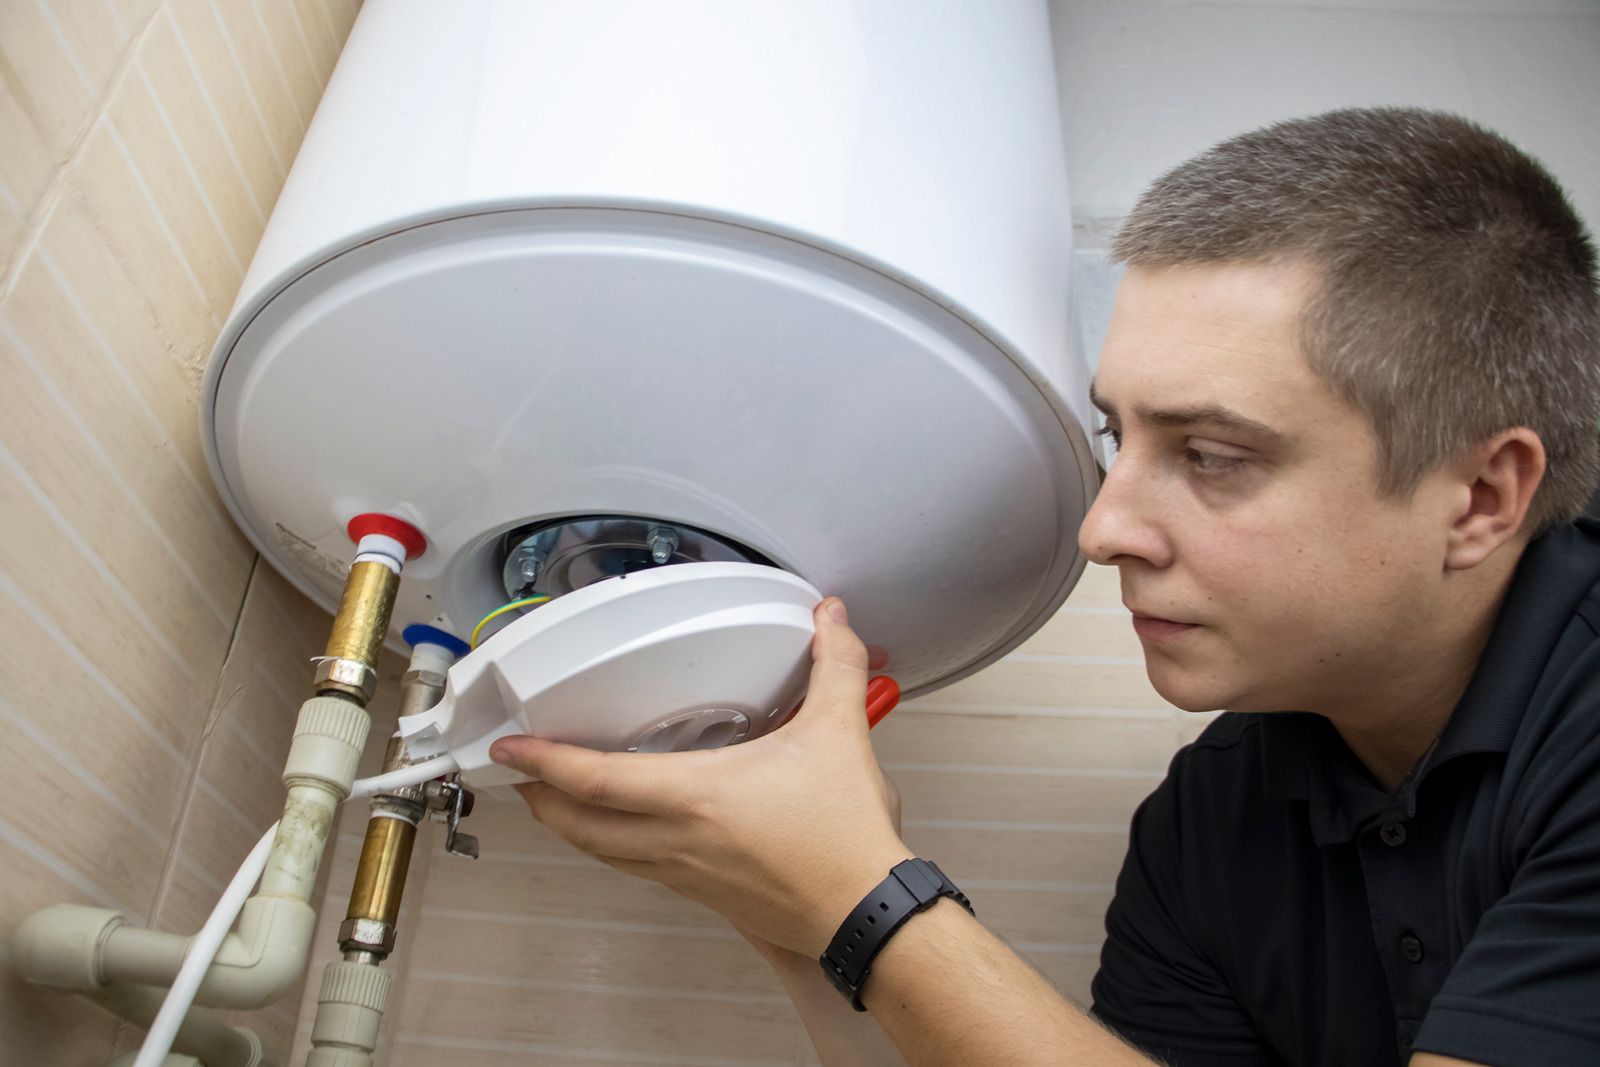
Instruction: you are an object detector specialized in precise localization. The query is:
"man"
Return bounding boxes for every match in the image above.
[488,108,1600,1065]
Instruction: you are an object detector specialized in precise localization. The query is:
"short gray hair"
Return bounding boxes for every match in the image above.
[1113,107,1600,533]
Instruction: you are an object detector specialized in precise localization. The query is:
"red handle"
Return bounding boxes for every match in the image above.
[865,675,900,729]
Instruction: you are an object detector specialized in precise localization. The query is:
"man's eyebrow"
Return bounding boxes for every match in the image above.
[1088,383,1283,441]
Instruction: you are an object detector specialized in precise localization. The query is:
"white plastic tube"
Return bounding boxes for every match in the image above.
[346,754,460,799]
[132,821,279,1067]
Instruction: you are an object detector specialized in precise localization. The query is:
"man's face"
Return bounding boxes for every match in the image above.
[1080,260,1458,715]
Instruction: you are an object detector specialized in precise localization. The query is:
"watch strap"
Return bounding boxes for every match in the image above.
[819,858,974,1011]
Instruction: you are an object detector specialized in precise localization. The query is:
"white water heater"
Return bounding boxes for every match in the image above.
[202,0,1098,711]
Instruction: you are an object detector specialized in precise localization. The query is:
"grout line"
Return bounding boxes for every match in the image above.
[202,0,289,176]
[394,1032,794,1067]
[133,57,244,273]
[164,7,268,223]
[902,818,1127,834]
[0,565,188,768]
[0,813,142,917]
[410,970,791,1006]
[419,907,744,941]
[35,244,244,543]
[0,438,199,681]
[100,116,220,330]
[0,0,165,305]
[0,318,236,630]
[880,762,1163,779]
[32,0,97,97]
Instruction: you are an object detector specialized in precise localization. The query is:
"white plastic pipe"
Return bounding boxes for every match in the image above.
[132,821,278,1067]
[346,754,460,799]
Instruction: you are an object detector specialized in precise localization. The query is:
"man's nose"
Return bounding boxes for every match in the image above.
[1078,452,1171,569]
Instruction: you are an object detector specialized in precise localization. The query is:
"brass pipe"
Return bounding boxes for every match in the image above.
[346,815,416,931]
[318,560,400,704]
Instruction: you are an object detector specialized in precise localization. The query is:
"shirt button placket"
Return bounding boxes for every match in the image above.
[1380,822,1407,846]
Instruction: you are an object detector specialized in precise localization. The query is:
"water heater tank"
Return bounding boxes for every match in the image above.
[202,0,1098,699]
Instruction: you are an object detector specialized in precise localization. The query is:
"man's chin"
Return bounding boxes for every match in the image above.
[1144,662,1237,715]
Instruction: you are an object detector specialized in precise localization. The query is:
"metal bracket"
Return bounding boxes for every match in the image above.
[424,775,479,859]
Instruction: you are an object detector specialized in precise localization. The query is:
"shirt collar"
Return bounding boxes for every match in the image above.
[1261,519,1600,843]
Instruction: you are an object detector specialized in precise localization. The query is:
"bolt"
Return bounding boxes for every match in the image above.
[646,526,679,565]
[518,557,539,582]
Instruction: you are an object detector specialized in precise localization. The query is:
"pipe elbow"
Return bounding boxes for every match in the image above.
[10,904,124,990]
[194,895,317,1010]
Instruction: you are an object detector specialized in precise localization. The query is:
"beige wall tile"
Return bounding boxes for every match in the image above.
[202,0,308,173]
[892,765,1159,827]
[395,974,802,1063]
[927,656,1170,711]
[902,825,1130,885]
[873,709,1184,773]
[136,16,270,272]
[2,256,248,647]
[164,0,286,218]
[252,0,324,123]
[0,580,191,835]
[0,4,94,176]
[0,838,130,1067]
[64,122,220,365]
[42,0,135,95]
[407,910,787,999]
[104,71,243,317]
[0,446,210,755]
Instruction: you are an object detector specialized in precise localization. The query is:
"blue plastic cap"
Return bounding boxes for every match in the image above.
[402,623,470,659]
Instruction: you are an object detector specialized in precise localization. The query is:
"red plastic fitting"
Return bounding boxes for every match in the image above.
[346,513,427,561]
[865,675,900,729]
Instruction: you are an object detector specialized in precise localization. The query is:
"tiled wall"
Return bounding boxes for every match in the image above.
[0,1,361,1063]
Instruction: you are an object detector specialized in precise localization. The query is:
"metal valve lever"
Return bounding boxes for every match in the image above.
[425,776,480,859]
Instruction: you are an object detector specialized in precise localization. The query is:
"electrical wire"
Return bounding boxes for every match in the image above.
[132,820,279,1067]
[346,754,462,799]
[470,596,550,648]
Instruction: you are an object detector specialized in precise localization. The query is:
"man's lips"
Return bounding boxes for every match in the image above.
[1130,613,1199,640]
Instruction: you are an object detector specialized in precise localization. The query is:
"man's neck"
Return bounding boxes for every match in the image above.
[1328,557,1521,793]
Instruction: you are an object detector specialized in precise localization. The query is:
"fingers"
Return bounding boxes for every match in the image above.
[515,781,663,862]
[491,736,693,815]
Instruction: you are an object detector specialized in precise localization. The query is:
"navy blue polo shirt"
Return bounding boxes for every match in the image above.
[1091,520,1600,1066]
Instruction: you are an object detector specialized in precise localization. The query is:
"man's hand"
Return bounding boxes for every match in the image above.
[488,597,912,955]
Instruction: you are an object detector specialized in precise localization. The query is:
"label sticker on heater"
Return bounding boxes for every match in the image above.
[274,523,349,585]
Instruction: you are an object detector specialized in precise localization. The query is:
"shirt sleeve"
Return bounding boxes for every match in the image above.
[1092,761,1287,1067]
[1414,725,1600,1065]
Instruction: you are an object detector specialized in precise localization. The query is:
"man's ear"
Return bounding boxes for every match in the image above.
[1444,428,1546,571]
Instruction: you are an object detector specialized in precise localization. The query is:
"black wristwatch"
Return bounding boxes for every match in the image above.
[819,858,975,1011]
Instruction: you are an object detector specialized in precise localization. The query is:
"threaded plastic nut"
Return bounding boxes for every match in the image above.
[283,697,372,794]
[318,960,390,1011]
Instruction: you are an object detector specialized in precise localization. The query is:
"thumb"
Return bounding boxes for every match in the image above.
[792,597,869,731]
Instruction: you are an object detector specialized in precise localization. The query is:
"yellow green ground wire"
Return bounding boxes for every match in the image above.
[471,596,552,649]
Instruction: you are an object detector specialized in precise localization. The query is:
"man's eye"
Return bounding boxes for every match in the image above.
[1096,425,1121,447]
[1185,447,1244,474]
